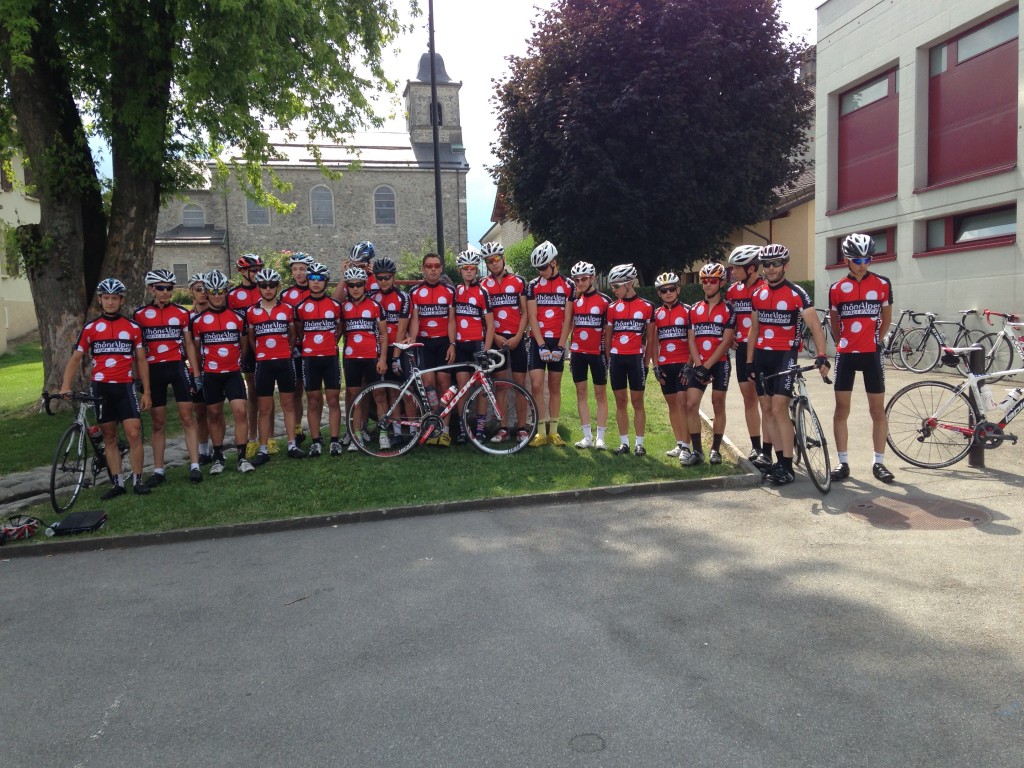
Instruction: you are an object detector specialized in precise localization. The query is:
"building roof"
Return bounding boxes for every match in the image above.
[415,52,452,83]
[154,224,227,246]
[774,166,815,215]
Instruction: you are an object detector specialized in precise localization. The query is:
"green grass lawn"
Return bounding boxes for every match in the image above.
[2,340,738,540]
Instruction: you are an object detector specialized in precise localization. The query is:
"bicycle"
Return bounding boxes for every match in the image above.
[879,308,918,371]
[346,345,539,458]
[801,308,835,360]
[42,391,129,513]
[898,309,984,374]
[759,363,833,494]
[885,348,1023,468]
[978,309,1024,383]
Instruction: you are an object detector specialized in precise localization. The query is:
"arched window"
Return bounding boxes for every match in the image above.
[374,186,396,225]
[310,185,334,226]
[246,197,269,225]
[182,204,204,228]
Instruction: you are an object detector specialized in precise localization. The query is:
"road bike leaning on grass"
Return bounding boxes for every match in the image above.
[42,390,129,513]
[759,363,833,494]
[885,346,1023,468]
[347,345,539,458]
[978,309,1024,382]
[899,309,984,374]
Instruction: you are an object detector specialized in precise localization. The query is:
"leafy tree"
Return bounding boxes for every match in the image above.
[0,0,409,389]
[491,0,812,282]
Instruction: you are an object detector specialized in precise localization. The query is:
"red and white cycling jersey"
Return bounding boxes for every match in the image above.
[227,283,261,313]
[571,290,610,355]
[654,302,690,365]
[527,274,575,339]
[191,307,246,373]
[341,296,383,359]
[829,272,892,354]
[295,295,341,357]
[246,302,293,361]
[133,302,190,364]
[751,280,812,352]
[281,284,310,308]
[363,276,381,299]
[606,295,654,355]
[374,288,410,347]
[455,283,492,343]
[689,299,736,364]
[481,272,526,335]
[75,314,144,383]
[726,277,765,344]
[410,280,456,339]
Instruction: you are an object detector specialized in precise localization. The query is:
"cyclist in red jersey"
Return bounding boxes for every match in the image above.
[727,245,774,471]
[568,261,610,450]
[746,244,829,485]
[454,250,495,443]
[134,269,203,486]
[370,255,413,446]
[480,242,530,444]
[341,266,390,450]
[526,241,575,446]
[191,270,256,474]
[229,254,265,457]
[294,262,344,456]
[828,233,895,484]
[187,273,212,463]
[61,278,153,498]
[604,264,656,456]
[651,271,693,459]
[246,268,306,465]
[684,263,736,466]
[281,252,314,446]
[408,252,457,446]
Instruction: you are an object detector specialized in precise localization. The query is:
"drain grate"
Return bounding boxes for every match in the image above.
[847,497,992,530]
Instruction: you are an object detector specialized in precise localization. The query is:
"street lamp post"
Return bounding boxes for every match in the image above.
[428,0,445,262]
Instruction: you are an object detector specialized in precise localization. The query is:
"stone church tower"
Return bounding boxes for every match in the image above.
[404,52,464,151]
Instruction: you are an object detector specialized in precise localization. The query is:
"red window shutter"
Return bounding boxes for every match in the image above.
[837,77,898,209]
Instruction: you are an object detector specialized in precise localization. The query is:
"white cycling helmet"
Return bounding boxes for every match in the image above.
[842,233,876,259]
[456,249,482,268]
[307,262,330,280]
[759,243,790,263]
[480,242,505,258]
[607,264,638,284]
[145,269,175,286]
[343,266,367,282]
[203,270,229,292]
[254,268,281,284]
[530,240,558,269]
[727,245,761,267]
[188,272,207,288]
[96,278,127,296]
[289,252,314,265]
[654,271,680,288]
[570,261,596,278]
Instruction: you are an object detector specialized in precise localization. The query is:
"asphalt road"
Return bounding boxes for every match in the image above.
[3,480,1021,768]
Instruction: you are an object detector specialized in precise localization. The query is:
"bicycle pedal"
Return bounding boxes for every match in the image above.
[1007,433,1018,445]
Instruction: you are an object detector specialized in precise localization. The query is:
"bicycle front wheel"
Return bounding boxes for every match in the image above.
[461,380,538,455]
[979,332,1014,383]
[794,400,831,494]
[885,381,978,468]
[883,329,909,370]
[347,382,426,458]
[899,328,940,373]
[801,325,817,359]
[51,424,87,514]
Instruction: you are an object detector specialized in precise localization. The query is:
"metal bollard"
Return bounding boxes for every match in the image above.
[967,348,986,468]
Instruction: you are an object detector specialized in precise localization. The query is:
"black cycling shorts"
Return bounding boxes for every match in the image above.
[527,338,566,373]
[91,381,141,424]
[302,355,341,391]
[734,342,764,396]
[254,357,297,397]
[241,348,256,375]
[570,352,608,386]
[656,362,689,396]
[344,357,381,389]
[416,337,451,371]
[609,353,646,391]
[492,334,528,374]
[833,351,885,394]
[688,358,732,393]
[149,361,192,408]
[202,370,247,405]
[752,349,798,398]
[454,340,485,375]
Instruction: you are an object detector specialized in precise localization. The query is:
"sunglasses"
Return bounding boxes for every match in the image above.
[307,275,328,282]
[701,278,722,285]
[346,282,366,289]
[206,289,227,296]
[423,263,442,270]
[485,256,503,264]
[657,286,678,294]
[375,274,395,280]
[848,257,872,265]
[761,259,786,269]
[610,282,630,290]
[152,284,174,291]
[538,264,554,272]
[257,282,280,289]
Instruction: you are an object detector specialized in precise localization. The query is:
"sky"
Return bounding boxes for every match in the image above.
[375,0,820,246]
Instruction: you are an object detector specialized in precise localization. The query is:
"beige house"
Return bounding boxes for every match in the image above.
[0,153,39,353]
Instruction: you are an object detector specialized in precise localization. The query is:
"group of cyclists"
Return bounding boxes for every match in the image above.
[60,231,895,497]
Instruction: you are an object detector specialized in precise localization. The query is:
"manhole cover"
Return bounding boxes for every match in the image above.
[848,497,992,529]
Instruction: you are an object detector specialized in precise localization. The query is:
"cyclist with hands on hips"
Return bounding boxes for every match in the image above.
[61,277,152,498]
[525,240,575,446]
[746,244,830,485]
[651,271,694,460]
[569,260,611,450]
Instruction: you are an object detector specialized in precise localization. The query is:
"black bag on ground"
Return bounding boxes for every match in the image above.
[47,509,107,536]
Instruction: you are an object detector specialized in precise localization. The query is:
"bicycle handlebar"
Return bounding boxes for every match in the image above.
[759,363,833,387]
[41,390,99,416]
[984,308,1021,325]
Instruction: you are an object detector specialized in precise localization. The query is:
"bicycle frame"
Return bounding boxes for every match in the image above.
[924,365,1024,437]
[983,310,1024,361]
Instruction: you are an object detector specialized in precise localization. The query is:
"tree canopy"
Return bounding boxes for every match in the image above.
[491,0,812,280]
[0,0,409,387]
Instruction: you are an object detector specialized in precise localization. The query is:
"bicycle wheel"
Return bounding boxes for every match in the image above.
[899,328,940,373]
[794,400,831,494]
[801,325,817,359]
[885,381,978,468]
[50,424,87,514]
[347,382,426,458]
[978,332,1014,383]
[883,329,909,370]
[461,379,538,455]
